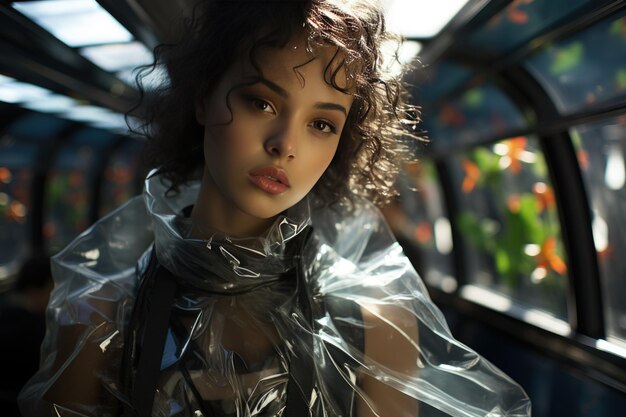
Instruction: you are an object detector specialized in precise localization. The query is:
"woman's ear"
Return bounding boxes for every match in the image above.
[195,98,206,126]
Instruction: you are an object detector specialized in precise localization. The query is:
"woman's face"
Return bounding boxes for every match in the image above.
[195,37,353,235]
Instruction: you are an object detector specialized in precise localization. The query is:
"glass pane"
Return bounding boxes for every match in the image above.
[44,128,113,254]
[571,117,626,346]
[383,161,456,292]
[99,140,143,217]
[525,10,626,114]
[466,0,599,56]
[451,136,569,319]
[0,137,37,279]
[45,147,93,254]
[413,63,472,104]
[7,112,69,142]
[423,83,526,152]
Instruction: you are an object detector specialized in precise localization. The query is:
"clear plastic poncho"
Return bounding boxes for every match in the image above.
[19,170,531,417]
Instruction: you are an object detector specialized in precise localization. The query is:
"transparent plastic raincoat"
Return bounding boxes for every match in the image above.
[19,170,531,417]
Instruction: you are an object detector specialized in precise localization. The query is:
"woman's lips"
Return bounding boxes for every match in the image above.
[249,166,290,195]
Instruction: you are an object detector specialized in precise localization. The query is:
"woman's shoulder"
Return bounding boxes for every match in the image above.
[50,195,154,304]
[309,195,399,260]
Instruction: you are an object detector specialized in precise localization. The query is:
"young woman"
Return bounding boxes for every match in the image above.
[19,1,531,416]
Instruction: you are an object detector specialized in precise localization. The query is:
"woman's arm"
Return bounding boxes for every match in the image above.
[29,295,121,416]
[44,322,108,408]
[357,302,420,417]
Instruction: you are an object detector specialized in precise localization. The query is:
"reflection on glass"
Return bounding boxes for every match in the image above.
[571,117,626,346]
[452,136,568,319]
[423,83,526,152]
[382,161,456,292]
[525,10,626,114]
[466,0,594,55]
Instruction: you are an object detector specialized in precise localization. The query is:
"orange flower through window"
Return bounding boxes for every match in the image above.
[413,222,433,244]
[488,0,534,26]
[0,167,12,184]
[536,237,567,275]
[462,160,480,193]
[532,182,555,212]
[439,104,465,127]
[502,136,528,174]
[8,200,27,224]
[506,194,522,213]
[507,0,534,25]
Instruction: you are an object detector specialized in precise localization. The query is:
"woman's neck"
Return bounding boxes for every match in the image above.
[190,176,275,239]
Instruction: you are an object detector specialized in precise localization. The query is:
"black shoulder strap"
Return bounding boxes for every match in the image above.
[284,226,315,417]
[284,274,313,416]
[122,250,177,417]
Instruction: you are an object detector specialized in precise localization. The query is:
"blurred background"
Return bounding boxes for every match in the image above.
[0,0,625,416]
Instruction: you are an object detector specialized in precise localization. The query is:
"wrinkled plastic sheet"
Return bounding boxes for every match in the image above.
[19,171,531,417]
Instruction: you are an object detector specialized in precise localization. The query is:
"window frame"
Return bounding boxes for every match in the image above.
[409,0,626,394]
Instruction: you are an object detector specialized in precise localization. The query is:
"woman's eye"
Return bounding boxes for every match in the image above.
[250,98,275,114]
[312,120,337,134]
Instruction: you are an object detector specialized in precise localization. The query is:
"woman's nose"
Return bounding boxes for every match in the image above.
[264,124,297,160]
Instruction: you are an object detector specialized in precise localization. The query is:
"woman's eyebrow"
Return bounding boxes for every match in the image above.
[314,102,347,116]
[254,78,348,116]
[255,78,289,98]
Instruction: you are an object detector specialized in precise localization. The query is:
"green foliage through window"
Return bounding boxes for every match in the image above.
[454,137,568,317]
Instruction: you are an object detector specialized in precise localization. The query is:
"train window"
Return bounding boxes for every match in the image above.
[99,140,144,217]
[413,63,472,104]
[525,10,626,115]
[44,128,114,254]
[424,82,526,151]
[0,139,37,280]
[571,117,626,346]
[8,112,69,142]
[385,161,456,292]
[450,136,569,320]
[466,0,596,56]
[0,112,71,278]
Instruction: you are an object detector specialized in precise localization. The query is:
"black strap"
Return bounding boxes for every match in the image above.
[123,254,178,417]
[284,293,313,416]
[134,264,177,417]
[284,228,315,417]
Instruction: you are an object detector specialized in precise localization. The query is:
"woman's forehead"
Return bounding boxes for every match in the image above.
[230,37,354,91]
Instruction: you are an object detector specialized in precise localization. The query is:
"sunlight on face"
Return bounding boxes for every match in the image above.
[194,36,354,237]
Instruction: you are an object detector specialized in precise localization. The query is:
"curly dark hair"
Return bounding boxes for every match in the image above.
[131,0,422,207]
